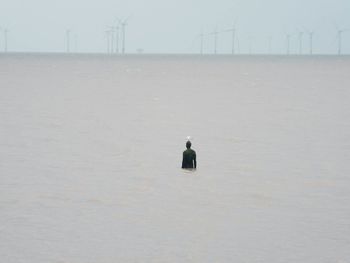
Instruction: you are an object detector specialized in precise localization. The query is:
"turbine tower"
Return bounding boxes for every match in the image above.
[121,22,126,54]
[337,28,350,55]
[248,36,253,55]
[74,33,78,53]
[298,31,303,55]
[333,22,350,55]
[193,30,205,55]
[231,27,236,55]
[66,29,71,53]
[268,35,272,54]
[118,16,131,54]
[223,23,237,55]
[211,27,219,54]
[303,26,316,55]
[308,31,314,55]
[199,31,204,55]
[105,29,112,53]
[2,28,9,52]
[112,17,122,54]
[115,25,120,53]
[286,34,291,55]
[108,26,115,54]
[338,30,342,55]
[303,28,314,55]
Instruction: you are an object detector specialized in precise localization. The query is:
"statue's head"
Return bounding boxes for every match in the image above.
[186,141,192,149]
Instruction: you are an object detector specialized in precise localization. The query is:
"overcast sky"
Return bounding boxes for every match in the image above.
[0,0,349,54]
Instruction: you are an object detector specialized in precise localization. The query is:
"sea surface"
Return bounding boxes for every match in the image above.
[0,54,349,262]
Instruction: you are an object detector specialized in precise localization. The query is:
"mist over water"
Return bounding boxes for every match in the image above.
[0,54,349,262]
[0,0,349,54]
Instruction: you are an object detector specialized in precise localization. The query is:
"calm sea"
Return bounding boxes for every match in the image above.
[1,54,349,262]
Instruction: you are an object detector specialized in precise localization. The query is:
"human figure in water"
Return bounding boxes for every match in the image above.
[182,141,197,169]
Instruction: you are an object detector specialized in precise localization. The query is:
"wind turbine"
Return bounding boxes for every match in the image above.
[336,28,350,55]
[231,27,236,55]
[112,18,122,54]
[118,15,132,54]
[107,26,115,54]
[1,28,9,52]
[121,22,126,54]
[192,30,205,55]
[115,25,120,53]
[333,22,350,55]
[223,23,237,55]
[65,29,71,53]
[74,33,78,53]
[210,27,219,54]
[267,35,272,54]
[304,28,314,55]
[303,25,319,55]
[298,31,303,55]
[105,29,112,53]
[5,29,9,52]
[286,34,291,55]
[199,31,204,55]
[248,36,253,55]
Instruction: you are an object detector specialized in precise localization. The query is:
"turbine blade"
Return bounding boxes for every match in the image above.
[124,14,133,24]
[332,20,339,31]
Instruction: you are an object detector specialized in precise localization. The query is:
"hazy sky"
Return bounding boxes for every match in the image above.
[0,0,349,54]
